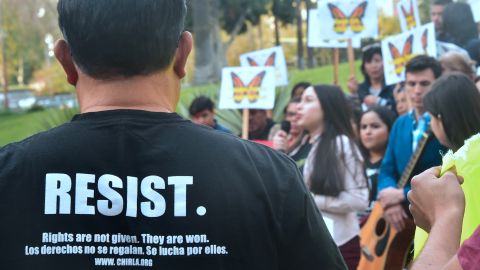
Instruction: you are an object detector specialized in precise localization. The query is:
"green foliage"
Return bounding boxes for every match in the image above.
[0,109,55,146]
[272,0,296,25]
[220,0,271,34]
[1,62,361,146]
[33,62,75,95]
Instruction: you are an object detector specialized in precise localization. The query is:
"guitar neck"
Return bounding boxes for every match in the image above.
[397,128,431,188]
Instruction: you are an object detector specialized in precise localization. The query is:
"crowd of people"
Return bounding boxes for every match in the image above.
[187,2,480,269]
[1,0,480,269]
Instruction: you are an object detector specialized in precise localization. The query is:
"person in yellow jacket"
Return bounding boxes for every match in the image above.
[414,73,480,257]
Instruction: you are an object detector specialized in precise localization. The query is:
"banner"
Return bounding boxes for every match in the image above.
[239,46,288,87]
[382,23,436,85]
[315,0,378,39]
[219,67,276,110]
[397,0,421,32]
[308,10,361,48]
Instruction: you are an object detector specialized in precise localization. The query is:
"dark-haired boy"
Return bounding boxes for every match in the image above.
[189,96,231,134]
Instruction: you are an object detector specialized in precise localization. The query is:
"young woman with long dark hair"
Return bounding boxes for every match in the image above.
[297,85,368,270]
[413,72,480,258]
[358,106,396,216]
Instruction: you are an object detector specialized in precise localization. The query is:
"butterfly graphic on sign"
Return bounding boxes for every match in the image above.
[327,1,368,34]
[389,35,414,76]
[401,0,417,30]
[247,52,276,67]
[231,71,267,103]
[421,28,428,54]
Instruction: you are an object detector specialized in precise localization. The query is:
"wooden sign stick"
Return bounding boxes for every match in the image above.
[347,39,356,78]
[332,48,340,86]
[242,109,250,140]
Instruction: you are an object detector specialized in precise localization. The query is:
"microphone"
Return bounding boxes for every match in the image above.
[281,120,291,134]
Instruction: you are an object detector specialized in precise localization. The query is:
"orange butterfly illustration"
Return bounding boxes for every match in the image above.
[247,52,276,67]
[327,1,368,34]
[389,34,414,76]
[231,71,267,103]
[421,28,428,54]
[401,0,417,30]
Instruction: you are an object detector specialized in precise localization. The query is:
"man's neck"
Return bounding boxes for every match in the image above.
[414,108,425,120]
[76,71,179,113]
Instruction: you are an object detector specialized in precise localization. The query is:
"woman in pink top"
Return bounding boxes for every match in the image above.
[297,85,369,270]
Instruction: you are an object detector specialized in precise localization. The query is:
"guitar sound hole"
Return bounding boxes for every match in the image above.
[375,218,386,236]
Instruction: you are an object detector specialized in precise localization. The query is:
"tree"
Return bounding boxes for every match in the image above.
[272,0,296,46]
[191,0,296,85]
[295,0,304,70]
[0,0,59,109]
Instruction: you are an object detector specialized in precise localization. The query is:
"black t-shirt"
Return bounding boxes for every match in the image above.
[365,158,382,203]
[0,110,346,270]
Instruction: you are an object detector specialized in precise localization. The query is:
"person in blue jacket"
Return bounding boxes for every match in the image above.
[377,55,447,232]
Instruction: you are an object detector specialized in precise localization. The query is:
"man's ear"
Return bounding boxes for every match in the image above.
[173,31,193,79]
[54,39,78,86]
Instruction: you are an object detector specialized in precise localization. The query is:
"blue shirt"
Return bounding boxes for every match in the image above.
[377,112,446,200]
[213,120,232,134]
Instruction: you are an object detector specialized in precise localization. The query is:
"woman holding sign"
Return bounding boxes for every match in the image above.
[348,44,396,112]
[297,85,368,270]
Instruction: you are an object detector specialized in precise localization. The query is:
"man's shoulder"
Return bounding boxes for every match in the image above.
[0,125,71,176]
[392,113,413,131]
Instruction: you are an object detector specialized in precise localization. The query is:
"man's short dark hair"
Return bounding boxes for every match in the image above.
[433,0,453,6]
[405,55,442,79]
[58,0,187,80]
[189,96,214,116]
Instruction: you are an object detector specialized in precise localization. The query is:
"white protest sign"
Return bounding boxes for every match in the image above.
[382,23,436,85]
[397,0,421,32]
[308,9,361,48]
[315,0,378,39]
[469,0,480,22]
[436,41,470,59]
[239,46,288,87]
[219,67,276,110]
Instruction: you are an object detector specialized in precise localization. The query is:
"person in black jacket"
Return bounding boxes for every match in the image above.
[347,44,395,112]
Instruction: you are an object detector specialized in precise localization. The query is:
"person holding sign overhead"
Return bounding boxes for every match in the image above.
[347,44,396,112]
[297,85,368,270]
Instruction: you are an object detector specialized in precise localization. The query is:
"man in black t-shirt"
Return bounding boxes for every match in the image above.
[0,1,346,269]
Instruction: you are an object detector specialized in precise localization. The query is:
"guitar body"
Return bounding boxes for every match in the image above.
[358,203,415,270]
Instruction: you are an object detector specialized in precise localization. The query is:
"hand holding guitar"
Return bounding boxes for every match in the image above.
[384,204,408,232]
[408,167,465,233]
[378,187,404,209]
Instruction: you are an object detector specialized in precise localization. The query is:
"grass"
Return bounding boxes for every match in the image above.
[0,110,55,146]
[0,61,361,147]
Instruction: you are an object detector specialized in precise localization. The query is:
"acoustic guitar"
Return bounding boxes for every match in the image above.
[357,128,431,270]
